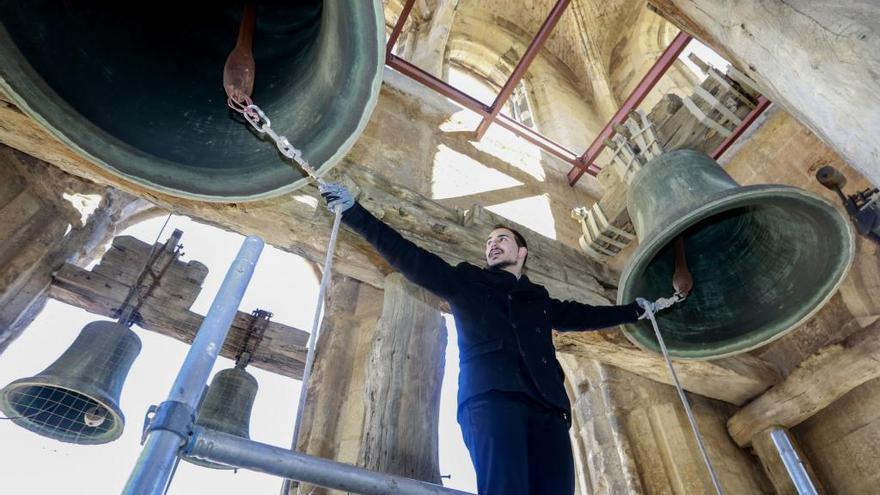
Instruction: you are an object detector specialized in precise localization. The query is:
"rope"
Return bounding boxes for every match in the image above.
[280,204,344,495]
[227,92,343,495]
[0,410,43,421]
[642,298,725,495]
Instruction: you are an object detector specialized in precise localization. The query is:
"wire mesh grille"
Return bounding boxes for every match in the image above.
[0,321,139,444]
[3,385,118,444]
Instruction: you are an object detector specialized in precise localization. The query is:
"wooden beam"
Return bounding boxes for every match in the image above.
[727,319,880,446]
[48,263,310,380]
[0,86,781,397]
[0,89,615,301]
[359,273,445,482]
[554,331,779,405]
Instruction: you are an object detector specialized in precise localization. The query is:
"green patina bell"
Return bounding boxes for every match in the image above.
[0,321,142,444]
[184,367,259,470]
[618,149,854,359]
[0,1,383,200]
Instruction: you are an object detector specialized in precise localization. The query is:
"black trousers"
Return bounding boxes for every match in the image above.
[458,391,574,495]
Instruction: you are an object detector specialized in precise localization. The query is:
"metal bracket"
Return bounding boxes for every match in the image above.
[141,400,195,446]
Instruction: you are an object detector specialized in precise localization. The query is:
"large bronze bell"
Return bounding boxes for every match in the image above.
[184,366,259,469]
[0,321,142,444]
[617,150,854,359]
[0,1,383,200]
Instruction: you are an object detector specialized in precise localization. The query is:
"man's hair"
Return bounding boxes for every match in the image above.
[493,224,528,269]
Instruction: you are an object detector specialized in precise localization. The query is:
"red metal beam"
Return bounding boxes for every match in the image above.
[386,0,417,57]
[474,0,571,139]
[495,114,580,164]
[711,95,772,160]
[382,0,599,169]
[386,56,580,165]
[386,5,764,186]
[386,56,491,116]
[567,31,693,186]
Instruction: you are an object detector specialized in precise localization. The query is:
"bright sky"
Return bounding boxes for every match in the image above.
[0,214,476,494]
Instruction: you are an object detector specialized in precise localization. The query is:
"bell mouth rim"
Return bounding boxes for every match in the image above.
[0,0,386,202]
[0,378,126,444]
[617,183,855,360]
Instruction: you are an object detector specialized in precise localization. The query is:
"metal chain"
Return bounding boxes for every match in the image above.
[227,98,344,495]
[122,244,183,327]
[231,102,325,185]
[643,296,725,495]
[235,309,273,369]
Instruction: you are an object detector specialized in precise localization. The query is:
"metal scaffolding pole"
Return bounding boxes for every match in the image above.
[186,427,474,495]
[769,428,821,495]
[122,236,265,495]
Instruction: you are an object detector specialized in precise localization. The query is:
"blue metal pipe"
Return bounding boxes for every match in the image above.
[187,427,474,495]
[122,236,264,494]
[770,427,820,495]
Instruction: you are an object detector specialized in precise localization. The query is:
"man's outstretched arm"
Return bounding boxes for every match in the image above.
[321,182,461,299]
[550,298,643,332]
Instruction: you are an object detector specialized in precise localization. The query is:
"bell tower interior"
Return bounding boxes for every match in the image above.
[0,1,878,494]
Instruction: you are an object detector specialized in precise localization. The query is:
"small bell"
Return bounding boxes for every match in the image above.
[183,366,259,469]
[0,321,142,444]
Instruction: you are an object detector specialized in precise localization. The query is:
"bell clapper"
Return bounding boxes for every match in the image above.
[672,237,693,298]
[224,3,257,112]
[83,405,108,428]
[221,4,323,186]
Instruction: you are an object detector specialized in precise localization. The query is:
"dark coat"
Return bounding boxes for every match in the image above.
[342,203,641,414]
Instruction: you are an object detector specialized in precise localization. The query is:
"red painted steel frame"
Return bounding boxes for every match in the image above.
[385,55,581,165]
[386,55,491,116]
[386,0,417,59]
[473,0,571,138]
[385,2,770,188]
[710,95,772,160]
[566,31,693,185]
[385,0,581,165]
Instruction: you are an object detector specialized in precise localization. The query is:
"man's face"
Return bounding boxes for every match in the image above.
[485,228,526,269]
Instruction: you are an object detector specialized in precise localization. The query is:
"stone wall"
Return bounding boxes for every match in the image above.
[722,108,880,330]
[794,378,880,494]
[647,0,880,188]
[347,70,602,249]
[561,355,772,494]
[0,146,151,352]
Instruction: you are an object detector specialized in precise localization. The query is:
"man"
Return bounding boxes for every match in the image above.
[320,182,657,495]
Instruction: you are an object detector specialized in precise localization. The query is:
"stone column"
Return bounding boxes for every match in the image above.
[560,355,773,494]
[294,272,447,494]
[408,0,460,78]
[0,146,149,353]
[563,358,644,495]
[839,235,880,326]
[294,275,385,495]
[647,0,880,185]
[358,272,446,484]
